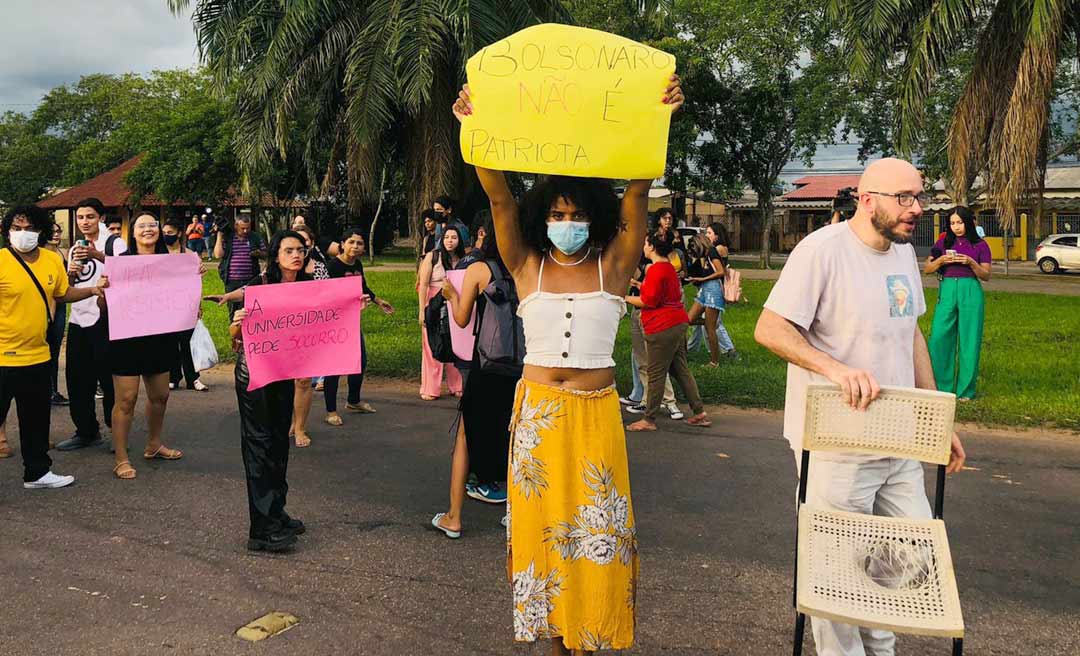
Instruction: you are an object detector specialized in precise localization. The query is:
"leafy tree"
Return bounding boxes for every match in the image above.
[828,0,1080,228]
[0,112,68,204]
[167,0,575,244]
[676,0,845,266]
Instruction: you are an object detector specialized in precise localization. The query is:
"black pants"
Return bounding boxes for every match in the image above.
[66,320,114,437]
[323,336,367,413]
[170,329,198,388]
[235,354,293,538]
[0,363,53,482]
[47,303,67,394]
[225,279,247,320]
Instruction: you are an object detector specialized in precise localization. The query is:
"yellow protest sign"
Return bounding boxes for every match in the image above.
[459,24,676,180]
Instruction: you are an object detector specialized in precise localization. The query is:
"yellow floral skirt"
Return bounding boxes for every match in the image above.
[507,379,638,651]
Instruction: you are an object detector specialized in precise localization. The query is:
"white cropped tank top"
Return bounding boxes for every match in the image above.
[517,252,626,369]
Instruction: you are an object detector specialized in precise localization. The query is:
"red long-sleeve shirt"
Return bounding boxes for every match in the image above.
[639,261,689,334]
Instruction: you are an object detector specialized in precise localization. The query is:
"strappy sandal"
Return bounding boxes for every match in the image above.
[294,432,312,448]
[144,445,183,460]
[325,413,343,427]
[420,394,439,401]
[113,461,136,480]
[345,401,376,414]
[0,441,12,459]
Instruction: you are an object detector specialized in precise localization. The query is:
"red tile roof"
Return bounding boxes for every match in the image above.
[782,175,861,201]
[38,155,304,210]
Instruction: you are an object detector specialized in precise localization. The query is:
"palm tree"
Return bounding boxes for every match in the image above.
[167,0,570,237]
[828,0,1075,230]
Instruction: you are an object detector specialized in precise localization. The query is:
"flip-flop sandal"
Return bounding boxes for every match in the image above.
[113,461,136,480]
[325,414,343,427]
[625,421,658,432]
[0,443,12,459]
[686,415,712,427]
[144,445,183,460]
[420,395,439,401]
[294,433,312,448]
[430,513,461,539]
[346,402,376,414]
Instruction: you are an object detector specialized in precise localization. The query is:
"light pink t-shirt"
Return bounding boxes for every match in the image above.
[764,222,926,452]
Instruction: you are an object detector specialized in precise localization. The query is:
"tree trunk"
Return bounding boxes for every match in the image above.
[368,165,387,265]
[758,195,773,269]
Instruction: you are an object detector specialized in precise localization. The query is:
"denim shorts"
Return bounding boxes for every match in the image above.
[695,279,725,310]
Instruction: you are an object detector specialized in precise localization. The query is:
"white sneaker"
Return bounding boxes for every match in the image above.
[193,380,209,392]
[24,471,75,489]
[664,402,685,420]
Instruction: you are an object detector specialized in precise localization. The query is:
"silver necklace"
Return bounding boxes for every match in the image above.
[547,247,592,267]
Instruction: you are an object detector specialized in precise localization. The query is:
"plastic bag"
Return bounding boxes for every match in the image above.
[190,319,219,372]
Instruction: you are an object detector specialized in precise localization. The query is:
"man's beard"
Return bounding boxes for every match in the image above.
[871,208,913,244]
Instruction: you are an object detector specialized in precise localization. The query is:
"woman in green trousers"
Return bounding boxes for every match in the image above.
[924,206,992,400]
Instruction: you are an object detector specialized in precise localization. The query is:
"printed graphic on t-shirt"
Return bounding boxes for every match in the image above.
[73,257,100,285]
[886,274,914,318]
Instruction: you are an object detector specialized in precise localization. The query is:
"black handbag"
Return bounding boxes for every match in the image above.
[424,293,456,363]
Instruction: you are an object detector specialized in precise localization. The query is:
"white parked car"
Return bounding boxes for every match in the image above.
[1035,234,1080,273]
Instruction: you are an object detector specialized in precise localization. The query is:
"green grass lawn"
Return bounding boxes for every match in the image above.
[203,271,1080,432]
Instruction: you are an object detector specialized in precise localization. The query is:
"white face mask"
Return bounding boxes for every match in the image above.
[9,230,40,253]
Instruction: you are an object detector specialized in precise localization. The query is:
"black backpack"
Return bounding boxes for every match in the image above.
[424,292,456,363]
[474,260,525,377]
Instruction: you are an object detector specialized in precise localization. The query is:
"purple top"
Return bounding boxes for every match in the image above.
[933,236,992,278]
[228,237,254,280]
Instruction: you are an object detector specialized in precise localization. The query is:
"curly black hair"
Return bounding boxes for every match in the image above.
[519,176,621,254]
[3,205,52,247]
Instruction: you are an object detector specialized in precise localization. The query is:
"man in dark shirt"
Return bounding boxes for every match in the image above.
[214,216,267,317]
[433,195,469,249]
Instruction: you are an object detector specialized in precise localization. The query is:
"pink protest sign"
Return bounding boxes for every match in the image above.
[242,276,364,391]
[104,253,201,340]
[446,270,477,361]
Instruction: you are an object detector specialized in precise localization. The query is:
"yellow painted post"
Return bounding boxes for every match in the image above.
[1018,213,1028,260]
[1053,211,1058,234]
[933,213,940,239]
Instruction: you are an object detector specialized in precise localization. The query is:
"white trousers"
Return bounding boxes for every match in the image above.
[795,452,933,656]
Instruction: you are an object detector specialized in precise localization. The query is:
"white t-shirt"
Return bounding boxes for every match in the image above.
[68,225,127,328]
[764,222,926,452]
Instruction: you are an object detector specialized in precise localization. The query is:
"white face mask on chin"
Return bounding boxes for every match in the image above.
[9,230,40,253]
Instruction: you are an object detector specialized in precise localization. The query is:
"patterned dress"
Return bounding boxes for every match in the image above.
[507,379,639,651]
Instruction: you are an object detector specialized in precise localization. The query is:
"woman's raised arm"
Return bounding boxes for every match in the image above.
[453,85,530,276]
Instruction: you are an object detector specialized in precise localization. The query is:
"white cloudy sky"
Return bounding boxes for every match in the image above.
[0,0,197,112]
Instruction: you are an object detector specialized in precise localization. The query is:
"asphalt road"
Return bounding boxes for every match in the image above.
[1,369,1077,655]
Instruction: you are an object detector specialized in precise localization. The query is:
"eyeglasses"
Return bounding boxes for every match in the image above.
[135,222,159,231]
[281,247,308,257]
[865,191,931,208]
[547,211,590,221]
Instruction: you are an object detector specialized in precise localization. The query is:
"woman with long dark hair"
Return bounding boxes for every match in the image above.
[431,219,518,537]
[416,226,465,400]
[323,227,394,427]
[686,223,738,360]
[924,206,992,400]
[229,230,310,552]
[98,212,184,480]
[453,73,683,653]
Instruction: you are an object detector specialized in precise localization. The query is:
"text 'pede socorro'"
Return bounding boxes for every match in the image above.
[460,24,676,179]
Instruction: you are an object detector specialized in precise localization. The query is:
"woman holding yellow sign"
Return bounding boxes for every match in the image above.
[453,64,683,653]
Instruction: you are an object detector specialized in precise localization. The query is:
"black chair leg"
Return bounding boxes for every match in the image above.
[792,612,806,656]
[952,637,963,655]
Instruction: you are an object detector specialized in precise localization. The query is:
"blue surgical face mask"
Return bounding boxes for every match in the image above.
[547,221,590,255]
